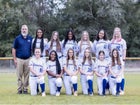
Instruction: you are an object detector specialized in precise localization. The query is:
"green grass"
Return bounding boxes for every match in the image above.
[0,73,140,105]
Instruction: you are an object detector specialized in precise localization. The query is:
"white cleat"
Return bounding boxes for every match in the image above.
[74,91,78,96]
[56,92,60,96]
[42,92,46,97]
[119,91,124,95]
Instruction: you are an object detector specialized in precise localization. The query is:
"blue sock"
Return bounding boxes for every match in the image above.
[116,83,121,94]
[73,83,77,92]
[121,78,125,91]
[57,87,61,92]
[40,83,45,93]
[88,80,93,94]
[102,79,107,95]
[37,83,39,93]
[106,82,109,90]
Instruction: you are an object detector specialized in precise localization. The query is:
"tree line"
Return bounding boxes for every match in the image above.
[0,0,139,57]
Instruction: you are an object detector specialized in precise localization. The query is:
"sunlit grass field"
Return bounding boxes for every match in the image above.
[0,72,140,105]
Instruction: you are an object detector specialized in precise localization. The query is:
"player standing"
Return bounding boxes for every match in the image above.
[110,27,127,95]
[62,29,78,58]
[46,50,63,96]
[78,31,92,60]
[79,48,95,96]
[46,31,62,59]
[32,28,48,58]
[63,48,79,96]
[29,48,46,96]
[92,29,110,60]
[94,51,109,96]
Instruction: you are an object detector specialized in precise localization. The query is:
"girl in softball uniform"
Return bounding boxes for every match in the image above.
[63,48,79,96]
[32,28,48,58]
[110,27,127,95]
[46,31,63,59]
[46,50,63,96]
[109,49,123,96]
[92,29,110,60]
[79,48,95,96]
[29,48,46,96]
[94,51,109,96]
[62,29,78,58]
[78,31,92,60]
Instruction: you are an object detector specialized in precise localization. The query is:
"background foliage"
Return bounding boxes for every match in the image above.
[0,0,139,57]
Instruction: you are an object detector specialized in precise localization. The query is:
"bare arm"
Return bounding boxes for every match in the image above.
[94,71,102,77]
[123,49,126,60]
[29,67,39,76]
[63,66,72,76]
[47,71,57,77]
[86,71,94,76]
[79,68,86,75]
[72,69,79,76]
[109,65,116,77]
[12,48,17,67]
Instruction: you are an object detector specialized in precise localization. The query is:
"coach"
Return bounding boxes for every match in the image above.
[12,25,32,94]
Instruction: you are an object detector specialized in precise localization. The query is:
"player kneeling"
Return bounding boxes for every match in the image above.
[29,48,46,96]
[79,48,95,96]
[94,51,109,96]
[46,50,63,96]
[63,48,79,96]
[109,49,123,96]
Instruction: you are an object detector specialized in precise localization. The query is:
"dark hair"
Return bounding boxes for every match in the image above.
[98,50,105,56]
[49,50,61,74]
[32,28,44,55]
[96,29,107,41]
[111,49,121,66]
[63,29,76,48]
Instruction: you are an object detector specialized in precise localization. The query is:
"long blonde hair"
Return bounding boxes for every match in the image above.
[50,31,61,52]
[112,27,122,43]
[79,31,91,52]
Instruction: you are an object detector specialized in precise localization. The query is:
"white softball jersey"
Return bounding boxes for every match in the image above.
[79,60,95,74]
[46,60,63,79]
[92,39,110,59]
[62,40,78,57]
[94,59,109,76]
[32,38,48,57]
[63,59,78,76]
[46,41,63,58]
[78,41,92,59]
[29,57,46,76]
[110,39,127,58]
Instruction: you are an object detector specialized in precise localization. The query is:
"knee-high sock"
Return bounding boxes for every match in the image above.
[116,83,121,94]
[57,87,61,92]
[88,80,93,94]
[37,83,39,93]
[102,79,107,95]
[106,82,109,90]
[121,79,125,91]
[73,83,77,92]
[40,83,45,93]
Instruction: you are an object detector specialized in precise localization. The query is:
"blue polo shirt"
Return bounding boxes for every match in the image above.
[13,34,32,59]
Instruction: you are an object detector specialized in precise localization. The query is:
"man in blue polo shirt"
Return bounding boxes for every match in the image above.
[12,25,32,94]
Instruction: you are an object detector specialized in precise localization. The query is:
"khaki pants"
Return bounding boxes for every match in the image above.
[16,58,30,91]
